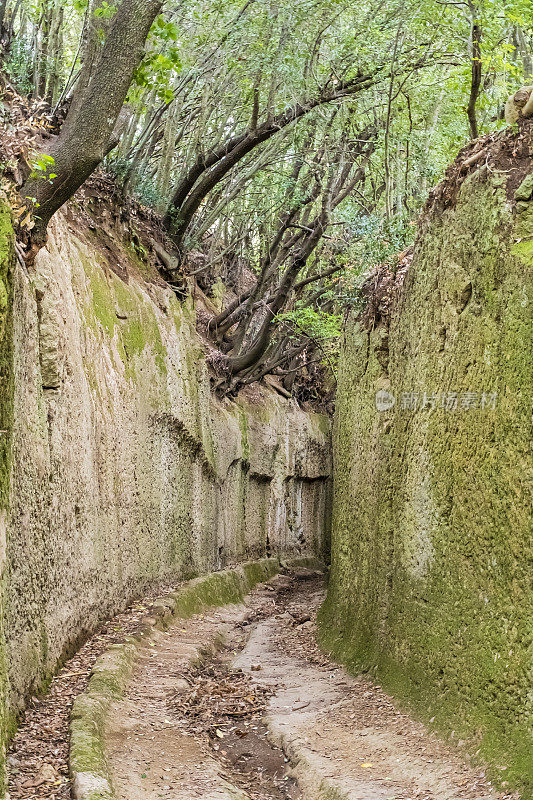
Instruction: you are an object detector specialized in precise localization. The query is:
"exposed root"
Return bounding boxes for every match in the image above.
[426,119,533,212]
[359,247,412,331]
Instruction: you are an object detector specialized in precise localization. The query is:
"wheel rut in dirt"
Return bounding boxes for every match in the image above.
[106,569,520,800]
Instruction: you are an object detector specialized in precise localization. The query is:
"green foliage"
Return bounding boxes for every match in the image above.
[279,307,342,344]
[93,1,117,19]
[129,12,181,99]
[5,0,533,391]
[277,306,343,374]
[9,0,532,236]
[152,14,179,42]
[131,51,181,98]
[3,37,34,94]
[28,154,57,184]
[342,216,415,281]
[132,177,166,209]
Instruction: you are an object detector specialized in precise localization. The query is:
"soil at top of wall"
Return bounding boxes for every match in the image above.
[425,119,533,213]
[356,120,533,334]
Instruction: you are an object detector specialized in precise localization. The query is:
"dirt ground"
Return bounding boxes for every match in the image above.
[105,570,520,800]
[6,580,184,800]
[106,605,252,800]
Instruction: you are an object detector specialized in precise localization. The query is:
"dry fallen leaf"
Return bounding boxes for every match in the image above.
[21,762,59,788]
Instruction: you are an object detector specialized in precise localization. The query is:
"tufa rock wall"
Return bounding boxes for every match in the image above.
[320,136,532,793]
[0,202,14,794]
[2,210,331,746]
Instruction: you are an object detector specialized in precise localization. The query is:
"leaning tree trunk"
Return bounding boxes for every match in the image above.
[163,72,379,250]
[0,0,7,45]
[467,22,482,139]
[45,1,63,105]
[225,217,327,378]
[63,0,109,130]
[21,0,162,247]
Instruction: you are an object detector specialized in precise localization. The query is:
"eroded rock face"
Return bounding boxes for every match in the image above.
[0,200,15,795]
[321,149,532,791]
[5,213,331,717]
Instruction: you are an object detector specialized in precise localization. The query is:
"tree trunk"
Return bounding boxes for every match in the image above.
[45,1,63,105]
[118,106,142,160]
[156,90,182,211]
[37,1,53,98]
[467,23,482,139]
[225,218,326,375]
[64,0,107,125]
[22,0,162,246]
[0,0,7,36]
[0,0,13,54]
[31,16,41,98]
[163,72,379,248]
[515,25,533,82]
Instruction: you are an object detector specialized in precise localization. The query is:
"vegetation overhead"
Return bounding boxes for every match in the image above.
[0,0,532,403]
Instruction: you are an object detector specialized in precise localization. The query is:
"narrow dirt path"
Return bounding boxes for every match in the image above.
[7,582,183,800]
[106,605,252,800]
[106,569,519,800]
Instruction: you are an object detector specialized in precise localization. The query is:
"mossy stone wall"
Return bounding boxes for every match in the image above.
[3,212,331,744]
[0,200,15,795]
[320,167,532,794]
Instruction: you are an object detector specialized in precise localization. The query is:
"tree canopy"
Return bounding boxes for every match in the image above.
[1,0,532,399]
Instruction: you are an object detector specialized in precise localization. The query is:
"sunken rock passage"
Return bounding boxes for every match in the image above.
[105,568,517,800]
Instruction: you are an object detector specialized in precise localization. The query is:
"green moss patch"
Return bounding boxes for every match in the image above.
[82,258,168,379]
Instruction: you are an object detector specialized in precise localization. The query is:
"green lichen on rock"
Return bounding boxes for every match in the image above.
[240,558,279,587]
[70,642,137,799]
[70,693,114,800]
[238,409,250,463]
[83,258,168,379]
[514,173,533,201]
[168,557,279,619]
[320,168,533,794]
[171,571,244,617]
[0,201,14,508]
